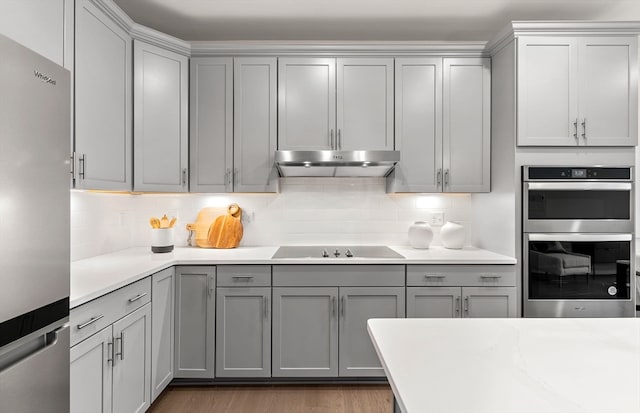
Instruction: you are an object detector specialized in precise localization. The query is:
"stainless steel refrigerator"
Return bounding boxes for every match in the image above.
[0,34,70,412]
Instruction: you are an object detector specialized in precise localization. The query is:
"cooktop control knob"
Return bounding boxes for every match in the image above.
[345,248,353,258]
[334,249,341,257]
[322,248,329,258]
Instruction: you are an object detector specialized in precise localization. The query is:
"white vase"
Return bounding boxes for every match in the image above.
[441,221,465,249]
[408,221,434,249]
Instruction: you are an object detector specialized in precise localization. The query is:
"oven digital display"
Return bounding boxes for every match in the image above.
[571,169,587,178]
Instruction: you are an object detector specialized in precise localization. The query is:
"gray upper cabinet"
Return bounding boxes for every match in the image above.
[234,57,278,192]
[133,40,188,192]
[190,57,277,192]
[278,58,336,150]
[517,36,637,146]
[272,287,339,377]
[75,0,132,190]
[390,57,489,193]
[442,58,491,193]
[151,268,175,401]
[336,58,394,150]
[278,57,393,151]
[174,266,215,379]
[391,58,442,192]
[190,57,233,192]
[216,287,271,378]
[577,37,637,146]
[338,287,405,377]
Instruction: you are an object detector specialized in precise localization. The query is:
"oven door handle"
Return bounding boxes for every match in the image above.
[527,233,632,242]
[526,182,632,191]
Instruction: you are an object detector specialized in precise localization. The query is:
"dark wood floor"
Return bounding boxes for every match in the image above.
[148,384,393,413]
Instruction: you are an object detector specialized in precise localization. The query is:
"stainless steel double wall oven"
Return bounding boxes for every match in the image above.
[523,166,635,317]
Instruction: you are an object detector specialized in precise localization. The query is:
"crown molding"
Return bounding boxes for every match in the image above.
[89,0,191,56]
[190,41,489,57]
[486,20,640,54]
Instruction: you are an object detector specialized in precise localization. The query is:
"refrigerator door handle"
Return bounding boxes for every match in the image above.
[0,325,67,374]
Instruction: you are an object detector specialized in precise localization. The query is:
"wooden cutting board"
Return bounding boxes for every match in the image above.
[185,204,243,248]
[207,204,243,249]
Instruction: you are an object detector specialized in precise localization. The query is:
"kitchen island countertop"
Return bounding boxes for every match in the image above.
[368,317,640,413]
[71,245,516,308]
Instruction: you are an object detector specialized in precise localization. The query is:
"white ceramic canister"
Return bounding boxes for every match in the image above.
[151,228,174,253]
[408,221,434,249]
[440,221,465,249]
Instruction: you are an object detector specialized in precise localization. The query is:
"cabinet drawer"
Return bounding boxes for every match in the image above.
[217,265,271,287]
[273,265,405,286]
[407,265,516,287]
[70,277,151,347]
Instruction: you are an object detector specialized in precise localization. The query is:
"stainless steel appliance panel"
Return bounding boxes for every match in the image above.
[0,34,70,323]
[0,321,69,413]
[523,233,634,317]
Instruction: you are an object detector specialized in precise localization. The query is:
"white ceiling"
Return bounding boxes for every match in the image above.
[112,0,640,41]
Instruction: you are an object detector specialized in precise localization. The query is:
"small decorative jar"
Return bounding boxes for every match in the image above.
[151,228,174,253]
[408,221,434,249]
[440,221,465,249]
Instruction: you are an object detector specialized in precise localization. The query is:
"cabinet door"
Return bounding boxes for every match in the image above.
[578,37,638,146]
[443,58,491,193]
[517,37,579,146]
[70,326,112,413]
[234,57,278,192]
[190,58,233,192]
[112,303,152,413]
[336,58,394,150]
[278,58,336,150]
[133,40,188,192]
[338,287,405,377]
[174,266,215,378]
[391,58,442,192]
[75,0,132,190]
[462,287,517,318]
[151,267,174,401]
[406,287,461,318]
[272,287,338,377]
[216,287,271,378]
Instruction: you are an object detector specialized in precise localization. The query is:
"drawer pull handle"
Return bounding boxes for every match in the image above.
[231,275,255,279]
[128,292,148,303]
[77,315,104,330]
[480,275,502,280]
[424,275,445,279]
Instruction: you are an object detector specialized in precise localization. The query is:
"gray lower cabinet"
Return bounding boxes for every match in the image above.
[174,266,215,378]
[215,287,271,377]
[151,268,175,401]
[406,265,517,318]
[70,303,152,413]
[338,287,405,377]
[463,287,517,318]
[70,326,113,413]
[272,287,339,377]
[112,304,152,413]
[272,265,406,378]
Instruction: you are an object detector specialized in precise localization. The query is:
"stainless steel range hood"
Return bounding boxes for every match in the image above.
[274,150,400,177]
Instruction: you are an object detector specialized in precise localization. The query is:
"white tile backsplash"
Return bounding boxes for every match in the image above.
[71,178,473,261]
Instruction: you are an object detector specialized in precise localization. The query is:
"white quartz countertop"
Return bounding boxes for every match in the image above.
[368,318,640,413]
[70,245,516,308]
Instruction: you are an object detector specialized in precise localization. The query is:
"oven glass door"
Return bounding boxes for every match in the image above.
[526,182,631,220]
[526,234,632,300]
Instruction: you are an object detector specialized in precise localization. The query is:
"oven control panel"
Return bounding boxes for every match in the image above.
[525,166,632,181]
